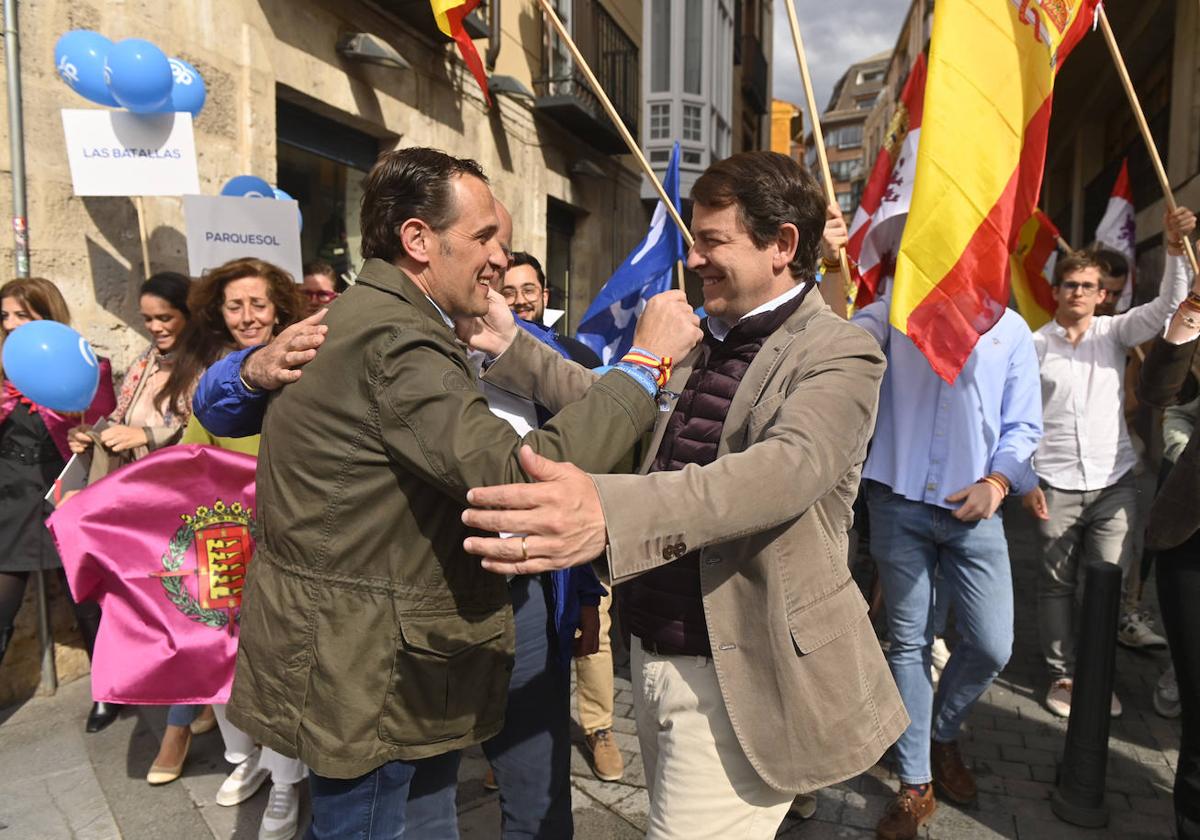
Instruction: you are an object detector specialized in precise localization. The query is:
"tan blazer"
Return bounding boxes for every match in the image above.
[484,290,909,794]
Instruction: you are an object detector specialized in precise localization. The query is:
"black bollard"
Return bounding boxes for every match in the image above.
[1052,561,1122,828]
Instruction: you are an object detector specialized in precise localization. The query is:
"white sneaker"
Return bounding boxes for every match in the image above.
[259,782,300,840]
[1046,678,1073,718]
[1118,611,1167,650]
[216,748,270,806]
[1154,666,1181,719]
[931,637,952,672]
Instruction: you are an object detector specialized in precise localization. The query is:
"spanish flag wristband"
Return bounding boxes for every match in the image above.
[621,347,674,388]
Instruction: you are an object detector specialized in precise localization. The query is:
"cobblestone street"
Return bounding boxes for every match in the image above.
[0,501,1182,839]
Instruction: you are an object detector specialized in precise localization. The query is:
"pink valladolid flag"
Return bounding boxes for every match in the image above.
[48,445,257,704]
[1094,158,1136,313]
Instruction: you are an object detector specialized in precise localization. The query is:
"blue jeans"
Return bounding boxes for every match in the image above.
[867,482,1014,784]
[307,751,460,839]
[167,704,200,727]
[482,573,573,839]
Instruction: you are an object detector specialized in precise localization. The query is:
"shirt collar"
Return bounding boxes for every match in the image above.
[708,282,807,342]
[424,295,454,330]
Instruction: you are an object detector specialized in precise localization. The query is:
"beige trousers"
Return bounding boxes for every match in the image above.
[575,588,615,734]
[631,638,793,840]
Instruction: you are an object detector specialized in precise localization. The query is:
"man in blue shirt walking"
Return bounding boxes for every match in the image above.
[823,210,1043,840]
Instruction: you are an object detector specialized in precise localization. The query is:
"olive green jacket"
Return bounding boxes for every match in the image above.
[226,258,657,779]
[483,290,908,793]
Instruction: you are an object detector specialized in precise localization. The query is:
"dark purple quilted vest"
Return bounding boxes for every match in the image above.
[625,284,812,656]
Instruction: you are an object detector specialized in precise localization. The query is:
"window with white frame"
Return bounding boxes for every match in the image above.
[650,103,671,140]
[682,103,703,141]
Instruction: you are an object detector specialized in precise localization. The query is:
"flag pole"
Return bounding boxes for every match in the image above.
[675,259,684,291]
[1097,4,1199,274]
[1056,234,1073,253]
[535,0,692,250]
[135,196,151,279]
[783,0,854,302]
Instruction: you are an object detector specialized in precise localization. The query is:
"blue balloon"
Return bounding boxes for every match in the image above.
[105,38,173,113]
[272,187,303,231]
[55,30,118,107]
[2,321,100,412]
[158,57,206,116]
[221,175,275,199]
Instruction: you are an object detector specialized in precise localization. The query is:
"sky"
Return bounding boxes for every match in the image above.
[772,0,911,116]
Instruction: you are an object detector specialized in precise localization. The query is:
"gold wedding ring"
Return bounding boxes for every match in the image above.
[521,536,529,561]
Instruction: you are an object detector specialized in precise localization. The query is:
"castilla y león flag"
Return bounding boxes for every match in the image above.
[890,0,1097,382]
[432,0,492,107]
[48,445,258,704]
[847,53,927,309]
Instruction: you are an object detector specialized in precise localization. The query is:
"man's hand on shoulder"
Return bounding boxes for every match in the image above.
[632,290,702,361]
[457,288,518,357]
[241,309,329,391]
[461,446,608,574]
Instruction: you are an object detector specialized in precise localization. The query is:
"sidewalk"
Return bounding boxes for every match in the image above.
[0,505,1182,839]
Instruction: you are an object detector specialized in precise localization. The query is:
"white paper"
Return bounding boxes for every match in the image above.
[61,109,200,196]
[184,195,304,283]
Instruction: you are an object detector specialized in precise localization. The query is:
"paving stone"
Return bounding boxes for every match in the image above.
[999,744,1056,766]
[924,802,1016,839]
[975,758,1032,781]
[836,791,893,831]
[1002,778,1052,800]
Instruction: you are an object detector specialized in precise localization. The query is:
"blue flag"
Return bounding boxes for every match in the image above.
[576,143,685,363]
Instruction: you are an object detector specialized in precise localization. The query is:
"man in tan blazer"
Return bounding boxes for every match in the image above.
[462,151,908,839]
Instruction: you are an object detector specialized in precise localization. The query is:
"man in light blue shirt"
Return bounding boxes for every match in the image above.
[823,206,1042,837]
[852,298,1041,833]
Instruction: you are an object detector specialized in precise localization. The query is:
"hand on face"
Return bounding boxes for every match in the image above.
[631,290,702,361]
[455,288,518,356]
[240,308,328,391]
[461,446,607,574]
[821,203,848,265]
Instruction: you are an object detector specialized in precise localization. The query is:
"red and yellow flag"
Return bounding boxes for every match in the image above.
[1010,209,1063,331]
[890,0,1097,382]
[431,0,492,107]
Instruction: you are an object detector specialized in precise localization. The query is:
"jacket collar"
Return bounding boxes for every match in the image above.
[353,258,452,330]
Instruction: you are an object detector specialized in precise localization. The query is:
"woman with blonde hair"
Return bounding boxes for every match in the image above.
[0,277,116,731]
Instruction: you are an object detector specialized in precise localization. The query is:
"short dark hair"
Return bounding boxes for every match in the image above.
[1052,251,1103,286]
[691,151,826,281]
[509,252,546,288]
[303,259,347,292]
[140,271,191,316]
[359,147,487,264]
[1090,246,1129,280]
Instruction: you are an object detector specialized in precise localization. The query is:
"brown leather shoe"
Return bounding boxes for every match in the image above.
[931,739,976,804]
[876,786,936,840]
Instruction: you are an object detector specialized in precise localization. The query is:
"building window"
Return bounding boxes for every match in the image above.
[650,148,672,163]
[683,149,702,165]
[837,191,854,212]
[650,103,671,139]
[856,96,876,110]
[827,124,863,149]
[684,0,704,95]
[829,158,859,182]
[651,0,672,92]
[683,103,703,141]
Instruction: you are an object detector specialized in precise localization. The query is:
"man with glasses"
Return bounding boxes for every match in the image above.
[501,252,601,368]
[1024,207,1195,719]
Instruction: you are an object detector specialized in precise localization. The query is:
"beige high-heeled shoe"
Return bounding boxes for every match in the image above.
[189,705,217,735]
[147,728,191,785]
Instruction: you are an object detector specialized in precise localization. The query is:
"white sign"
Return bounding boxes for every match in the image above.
[184,195,304,283]
[61,109,200,196]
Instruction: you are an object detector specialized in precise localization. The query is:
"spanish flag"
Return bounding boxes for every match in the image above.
[431,0,492,107]
[890,0,1096,382]
[1010,209,1063,331]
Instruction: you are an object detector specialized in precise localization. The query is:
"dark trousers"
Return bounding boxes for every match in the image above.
[482,573,573,839]
[1158,529,1200,840]
[307,750,461,840]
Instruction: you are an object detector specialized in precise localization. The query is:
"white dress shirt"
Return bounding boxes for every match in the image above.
[1033,254,1192,491]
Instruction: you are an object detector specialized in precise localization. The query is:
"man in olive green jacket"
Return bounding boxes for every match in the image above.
[462,152,908,839]
[224,148,700,837]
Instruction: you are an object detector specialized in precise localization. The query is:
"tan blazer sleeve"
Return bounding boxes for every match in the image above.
[592,326,885,584]
[480,327,599,412]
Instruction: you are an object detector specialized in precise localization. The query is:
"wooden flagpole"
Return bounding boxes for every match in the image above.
[536,0,693,250]
[783,0,854,299]
[134,196,151,280]
[1055,234,1073,253]
[1097,4,1199,275]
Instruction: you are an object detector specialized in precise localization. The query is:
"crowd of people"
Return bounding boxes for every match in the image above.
[0,144,1197,840]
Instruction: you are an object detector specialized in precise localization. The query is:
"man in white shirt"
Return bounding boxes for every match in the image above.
[1024,207,1195,719]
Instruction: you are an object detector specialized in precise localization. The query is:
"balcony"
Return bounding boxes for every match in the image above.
[741,32,768,115]
[533,0,639,155]
[373,0,488,43]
